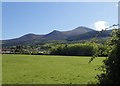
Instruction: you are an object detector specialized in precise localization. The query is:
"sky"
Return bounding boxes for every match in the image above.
[2,2,118,40]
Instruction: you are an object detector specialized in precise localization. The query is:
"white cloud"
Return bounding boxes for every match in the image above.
[116,4,118,7]
[94,21,109,31]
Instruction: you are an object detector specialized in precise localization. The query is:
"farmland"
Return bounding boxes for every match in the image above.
[2,54,105,84]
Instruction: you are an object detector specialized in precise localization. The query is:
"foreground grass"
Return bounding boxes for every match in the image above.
[2,54,105,84]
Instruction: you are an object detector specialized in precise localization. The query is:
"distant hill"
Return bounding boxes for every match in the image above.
[67,30,112,41]
[2,26,112,47]
[63,26,94,36]
[44,30,67,40]
[7,33,43,42]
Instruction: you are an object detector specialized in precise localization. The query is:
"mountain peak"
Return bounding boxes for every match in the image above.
[19,33,43,41]
[46,30,61,36]
[44,30,66,40]
[21,33,38,38]
[75,26,88,28]
[53,30,59,32]
[50,30,61,34]
[63,26,94,36]
[23,33,36,36]
[73,26,94,31]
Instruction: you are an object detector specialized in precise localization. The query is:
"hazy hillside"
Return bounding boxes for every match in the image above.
[44,30,67,40]
[67,30,111,41]
[62,26,94,36]
[2,26,112,47]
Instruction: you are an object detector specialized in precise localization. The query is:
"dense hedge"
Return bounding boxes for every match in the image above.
[50,43,109,56]
[50,43,105,56]
[6,42,109,56]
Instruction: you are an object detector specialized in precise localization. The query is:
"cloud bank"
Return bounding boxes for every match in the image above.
[94,21,109,31]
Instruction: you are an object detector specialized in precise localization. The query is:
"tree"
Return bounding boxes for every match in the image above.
[96,29,120,85]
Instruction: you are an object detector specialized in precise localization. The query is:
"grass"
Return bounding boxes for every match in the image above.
[2,54,105,84]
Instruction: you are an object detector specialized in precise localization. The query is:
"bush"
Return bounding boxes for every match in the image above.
[96,29,120,85]
[50,43,103,56]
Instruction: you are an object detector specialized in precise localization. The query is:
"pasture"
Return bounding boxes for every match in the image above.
[2,54,105,84]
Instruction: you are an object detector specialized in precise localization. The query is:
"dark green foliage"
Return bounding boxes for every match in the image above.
[50,43,107,56]
[96,29,120,85]
[97,44,110,56]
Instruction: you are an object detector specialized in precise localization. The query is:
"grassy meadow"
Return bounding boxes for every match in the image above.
[2,54,105,84]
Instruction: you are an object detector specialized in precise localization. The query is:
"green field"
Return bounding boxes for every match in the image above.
[2,54,105,84]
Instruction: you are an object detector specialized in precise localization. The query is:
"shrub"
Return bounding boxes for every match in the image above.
[50,43,102,56]
[96,29,120,85]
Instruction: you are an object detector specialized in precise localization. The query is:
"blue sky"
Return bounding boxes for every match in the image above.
[2,2,118,40]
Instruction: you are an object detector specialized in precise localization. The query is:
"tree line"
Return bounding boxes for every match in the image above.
[3,42,110,56]
[49,43,109,56]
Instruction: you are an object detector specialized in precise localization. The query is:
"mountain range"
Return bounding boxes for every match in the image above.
[2,26,112,47]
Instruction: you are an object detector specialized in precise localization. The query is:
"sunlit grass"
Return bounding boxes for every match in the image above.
[2,54,104,84]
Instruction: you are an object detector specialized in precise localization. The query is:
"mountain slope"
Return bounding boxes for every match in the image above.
[2,26,112,47]
[44,30,67,40]
[63,26,94,36]
[67,30,112,41]
[2,34,44,46]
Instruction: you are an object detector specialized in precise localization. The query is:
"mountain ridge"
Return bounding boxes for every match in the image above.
[2,26,111,47]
